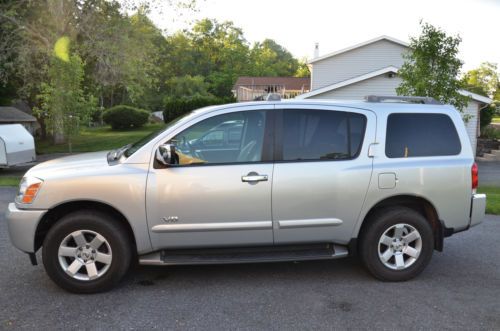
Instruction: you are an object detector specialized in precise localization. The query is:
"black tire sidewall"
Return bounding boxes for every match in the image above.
[360,207,434,281]
[42,211,132,293]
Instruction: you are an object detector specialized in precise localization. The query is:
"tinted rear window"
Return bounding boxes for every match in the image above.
[282,109,366,161]
[385,113,461,158]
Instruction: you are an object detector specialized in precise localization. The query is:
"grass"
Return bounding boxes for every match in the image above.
[0,176,22,187]
[492,117,500,124]
[36,123,165,154]
[478,186,500,215]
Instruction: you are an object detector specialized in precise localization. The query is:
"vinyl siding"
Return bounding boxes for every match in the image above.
[311,40,407,90]
[464,101,479,154]
[308,74,402,100]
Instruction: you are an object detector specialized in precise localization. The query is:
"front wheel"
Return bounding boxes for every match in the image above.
[359,207,434,281]
[42,211,132,293]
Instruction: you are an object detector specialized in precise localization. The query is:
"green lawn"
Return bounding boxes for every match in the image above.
[36,123,165,154]
[0,176,22,187]
[478,186,500,215]
[492,117,500,124]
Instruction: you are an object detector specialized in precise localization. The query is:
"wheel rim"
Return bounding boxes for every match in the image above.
[58,230,112,281]
[378,223,422,270]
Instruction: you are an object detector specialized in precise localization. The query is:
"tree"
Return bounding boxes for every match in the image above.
[397,22,468,111]
[188,19,250,97]
[295,58,311,78]
[462,62,500,130]
[35,51,95,146]
[462,62,499,97]
[164,75,211,98]
[249,39,299,77]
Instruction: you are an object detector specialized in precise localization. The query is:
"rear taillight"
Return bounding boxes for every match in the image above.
[471,163,478,191]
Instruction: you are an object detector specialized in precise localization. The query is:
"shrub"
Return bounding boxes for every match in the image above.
[162,95,236,123]
[480,105,497,130]
[481,126,500,140]
[103,105,150,130]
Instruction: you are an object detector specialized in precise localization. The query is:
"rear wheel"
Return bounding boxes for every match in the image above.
[359,207,434,281]
[42,211,132,293]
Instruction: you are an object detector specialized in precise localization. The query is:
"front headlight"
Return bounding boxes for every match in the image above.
[16,177,43,204]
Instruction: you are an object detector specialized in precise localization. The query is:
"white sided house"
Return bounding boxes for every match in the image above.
[297,36,492,154]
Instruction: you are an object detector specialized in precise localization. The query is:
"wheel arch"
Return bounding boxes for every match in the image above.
[35,200,138,254]
[354,194,445,252]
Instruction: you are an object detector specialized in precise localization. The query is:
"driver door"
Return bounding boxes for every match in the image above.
[146,107,275,250]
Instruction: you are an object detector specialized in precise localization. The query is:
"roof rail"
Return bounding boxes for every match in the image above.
[264,93,281,101]
[365,95,442,105]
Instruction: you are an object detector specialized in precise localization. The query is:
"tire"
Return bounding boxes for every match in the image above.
[42,210,132,293]
[359,206,434,281]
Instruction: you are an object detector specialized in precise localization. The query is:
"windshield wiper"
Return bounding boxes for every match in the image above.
[107,144,132,162]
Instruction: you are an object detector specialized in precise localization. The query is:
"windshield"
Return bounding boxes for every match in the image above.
[122,111,197,158]
[123,127,166,157]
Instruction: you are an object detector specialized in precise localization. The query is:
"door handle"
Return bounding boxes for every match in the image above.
[241,172,268,182]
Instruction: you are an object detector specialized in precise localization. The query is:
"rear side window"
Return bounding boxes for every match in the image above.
[385,113,461,158]
[282,109,366,161]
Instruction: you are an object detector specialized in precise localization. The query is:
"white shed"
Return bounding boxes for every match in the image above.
[0,124,36,167]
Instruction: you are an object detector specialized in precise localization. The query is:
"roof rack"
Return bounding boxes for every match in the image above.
[253,93,281,101]
[365,95,442,105]
[264,93,281,101]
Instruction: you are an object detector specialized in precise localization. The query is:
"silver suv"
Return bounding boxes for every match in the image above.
[6,96,486,293]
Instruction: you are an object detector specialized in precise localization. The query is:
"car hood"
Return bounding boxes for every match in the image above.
[26,151,110,179]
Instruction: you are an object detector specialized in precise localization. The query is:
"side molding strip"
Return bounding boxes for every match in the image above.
[278,218,343,229]
[152,221,272,233]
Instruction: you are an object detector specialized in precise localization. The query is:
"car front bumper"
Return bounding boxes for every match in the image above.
[470,193,487,227]
[6,203,47,253]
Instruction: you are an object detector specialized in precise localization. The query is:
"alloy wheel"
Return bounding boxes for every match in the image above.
[57,230,112,281]
[378,223,422,270]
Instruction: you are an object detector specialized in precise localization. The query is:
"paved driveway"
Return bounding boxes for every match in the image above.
[1,187,499,330]
[477,161,500,187]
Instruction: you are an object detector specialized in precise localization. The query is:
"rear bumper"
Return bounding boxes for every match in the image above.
[470,193,486,228]
[5,203,47,253]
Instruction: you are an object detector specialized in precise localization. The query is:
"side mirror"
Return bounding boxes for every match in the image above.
[156,143,177,166]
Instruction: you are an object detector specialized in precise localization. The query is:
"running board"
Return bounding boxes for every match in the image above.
[139,244,349,266]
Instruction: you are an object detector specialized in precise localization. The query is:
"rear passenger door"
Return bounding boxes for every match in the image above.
[272,105,376,245]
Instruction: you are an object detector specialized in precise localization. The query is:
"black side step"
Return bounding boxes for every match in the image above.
[139,244,349,266]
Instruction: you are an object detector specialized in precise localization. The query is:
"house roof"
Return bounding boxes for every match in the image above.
[296,66,493,105]
[0,106,37,123]
[309,35,409,64]
[232,76,310,91]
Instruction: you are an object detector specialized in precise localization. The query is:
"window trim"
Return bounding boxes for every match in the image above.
[154,109,274,169]
[385,112,462,159]
[274,108,367,163]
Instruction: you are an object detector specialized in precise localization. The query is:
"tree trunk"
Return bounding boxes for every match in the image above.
[53,132,65,144]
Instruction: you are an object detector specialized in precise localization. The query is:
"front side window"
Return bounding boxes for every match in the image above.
[282,109,366,161]
[169,111,266,165]
[385,113,461,158]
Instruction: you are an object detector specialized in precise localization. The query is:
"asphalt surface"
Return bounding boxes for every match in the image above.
[1,187,500,330]
[477,161,500,187]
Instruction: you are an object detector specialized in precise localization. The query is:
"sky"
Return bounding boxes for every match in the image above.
[149,0,500,71]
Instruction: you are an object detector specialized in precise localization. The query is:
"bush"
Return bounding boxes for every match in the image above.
[481,126,500,140]
[103,105,150,130]
[162,95,236,123]
[480,105,497,130]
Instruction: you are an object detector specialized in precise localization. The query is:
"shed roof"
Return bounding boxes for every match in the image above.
[0,107,37,123]
[233,76,311,91]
